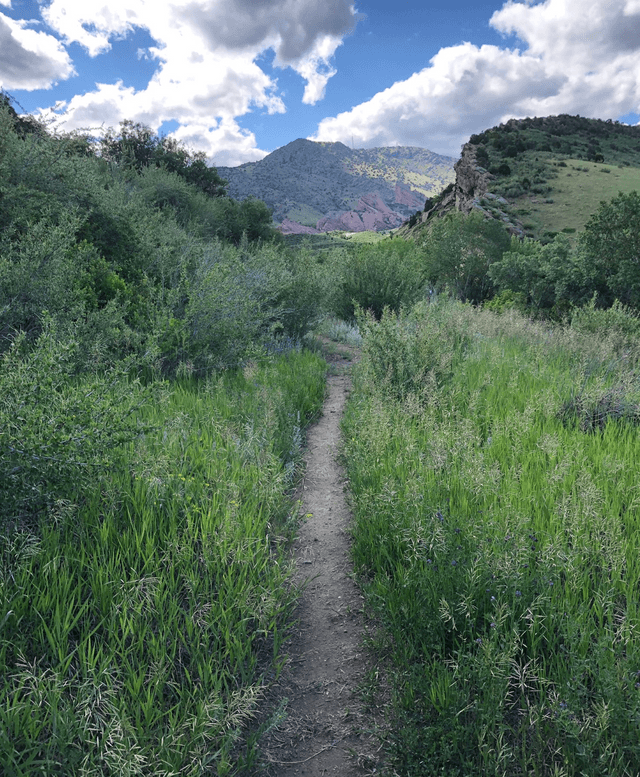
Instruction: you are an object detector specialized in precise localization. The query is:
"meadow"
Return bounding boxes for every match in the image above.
[343,300,640,776]
[517,159,640,239]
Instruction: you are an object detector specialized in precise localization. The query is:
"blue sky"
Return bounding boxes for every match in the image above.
[2,0,640,166]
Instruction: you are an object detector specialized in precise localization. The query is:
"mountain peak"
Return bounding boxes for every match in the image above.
[218,141,456,233]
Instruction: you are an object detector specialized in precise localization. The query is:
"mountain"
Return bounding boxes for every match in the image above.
[217,139,456,234]
[403,114,640,242]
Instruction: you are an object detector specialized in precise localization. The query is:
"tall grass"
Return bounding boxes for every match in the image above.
[343,300,640,776]
[0,348,326,775]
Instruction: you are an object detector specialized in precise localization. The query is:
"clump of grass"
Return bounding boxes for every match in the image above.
[0,348,326,774]
[559,385,640,431]
[315,315,363,346]
[343,299,640,776]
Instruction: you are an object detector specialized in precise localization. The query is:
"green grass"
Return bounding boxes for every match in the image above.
[343,301,640,776]
[282,231,393,253]
[0,349,326,776]
[518,159,640,238]
[337,230,395,243]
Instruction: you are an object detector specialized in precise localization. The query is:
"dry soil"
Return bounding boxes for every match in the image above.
[257,343,384,776]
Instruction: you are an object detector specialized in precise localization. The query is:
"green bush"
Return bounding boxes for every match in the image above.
[422,212,510,304]
[331,241,427,321]
[355,301,469,401]
[571,297,640,350]
[0,326,150,528]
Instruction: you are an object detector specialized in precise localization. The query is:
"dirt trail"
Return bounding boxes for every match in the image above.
[259,345,382,776]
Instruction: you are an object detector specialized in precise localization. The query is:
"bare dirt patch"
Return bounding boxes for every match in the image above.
[257,343,385,776]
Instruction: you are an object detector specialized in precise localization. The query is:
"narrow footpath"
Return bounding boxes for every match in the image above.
[259,345,383,776]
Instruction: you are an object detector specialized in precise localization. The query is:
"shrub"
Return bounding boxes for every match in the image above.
[422,212,510,304]
[331,241,427,321]
[0,326,149,528]
[571,297,640,350]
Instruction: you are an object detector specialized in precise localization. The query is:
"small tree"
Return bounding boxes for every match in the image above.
[423,212,510,304]
[578,191,640,309]
[99,120,227,198]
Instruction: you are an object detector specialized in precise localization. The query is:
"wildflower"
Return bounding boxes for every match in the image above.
[476,638,482,644]
[516,590,522,597]
[451,560,457,566]
[491,595,496,601]
[490,622,496,629]
[437,511,444,522]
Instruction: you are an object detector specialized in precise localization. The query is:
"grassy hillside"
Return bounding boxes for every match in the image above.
[510,158,640,239]
[475,115,640,241]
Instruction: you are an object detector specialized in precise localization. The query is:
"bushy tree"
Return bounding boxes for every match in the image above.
[331,240,427,321]
[98,120,227,198]
[578,190,640,308]
[489,234,582,313]
[422,212,511,304]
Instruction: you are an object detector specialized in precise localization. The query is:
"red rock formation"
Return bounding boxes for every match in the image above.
[315,191,406,232]
[394,183,425,210]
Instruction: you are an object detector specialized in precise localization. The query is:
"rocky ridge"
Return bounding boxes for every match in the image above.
[407,141,525,238]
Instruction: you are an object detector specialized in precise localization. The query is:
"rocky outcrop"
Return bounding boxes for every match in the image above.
[420,142,492,223]
[415,142,524,237]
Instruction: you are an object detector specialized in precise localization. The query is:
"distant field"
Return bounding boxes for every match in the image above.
[282,230,393,251]
[518,160,640,237]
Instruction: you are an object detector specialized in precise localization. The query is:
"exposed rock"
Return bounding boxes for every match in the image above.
[414,142,525,238]
[316,192,405,232]
[394,183,425,210]
[421,142,493,224]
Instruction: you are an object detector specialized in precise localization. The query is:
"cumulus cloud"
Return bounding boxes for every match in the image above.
[33,0,358,163]
[0,12,74,90]
[313,0,640,155]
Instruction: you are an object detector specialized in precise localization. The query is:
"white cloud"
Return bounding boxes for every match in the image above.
[0,12,74,90]
[314,0,640,155]
[33,0,358,162]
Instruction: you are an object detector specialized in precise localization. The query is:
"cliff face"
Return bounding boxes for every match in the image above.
[421,142,492,221]
[418,142,524,237]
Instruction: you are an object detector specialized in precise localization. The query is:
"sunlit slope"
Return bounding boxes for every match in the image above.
[514,159,640,238]
[410,115,640,242]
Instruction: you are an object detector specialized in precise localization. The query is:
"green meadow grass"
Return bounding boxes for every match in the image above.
[343,302,640,776]
[0,350,326,776]
[516,159,640,238]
